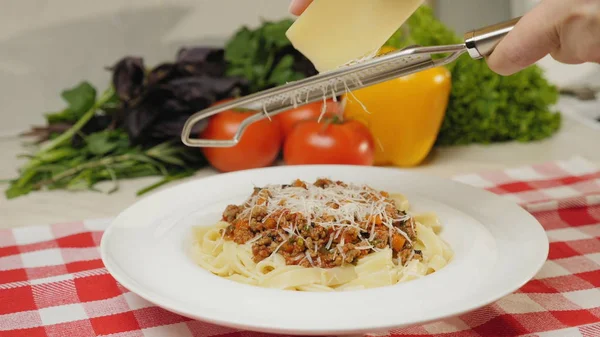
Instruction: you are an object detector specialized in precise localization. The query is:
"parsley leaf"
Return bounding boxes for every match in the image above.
[46,82,97,124]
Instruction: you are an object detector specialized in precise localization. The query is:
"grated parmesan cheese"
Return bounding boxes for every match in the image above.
[305,251,315,267]
[237,179,417,260]
[270,240,288,258]
[246,234,263,245]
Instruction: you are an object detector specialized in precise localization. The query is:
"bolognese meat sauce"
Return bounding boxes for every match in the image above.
[221,178,421,268]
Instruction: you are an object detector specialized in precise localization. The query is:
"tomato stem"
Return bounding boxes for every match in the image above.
[329,115,344,124]
[322,114,344,125]
[318,114,345,133]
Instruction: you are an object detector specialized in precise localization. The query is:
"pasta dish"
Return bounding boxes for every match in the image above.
[190,178,452,291]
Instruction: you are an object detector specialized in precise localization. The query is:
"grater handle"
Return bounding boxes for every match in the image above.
[464,16,521,59]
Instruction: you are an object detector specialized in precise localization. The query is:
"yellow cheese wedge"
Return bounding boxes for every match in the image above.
[286,0,425,73]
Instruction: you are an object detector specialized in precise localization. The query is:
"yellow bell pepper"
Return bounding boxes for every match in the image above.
[343,46,452,167]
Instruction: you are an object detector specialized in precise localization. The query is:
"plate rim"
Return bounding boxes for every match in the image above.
[100,165,549,335]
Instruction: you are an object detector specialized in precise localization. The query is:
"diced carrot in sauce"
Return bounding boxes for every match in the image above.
[343,232,356,243]
[292,179,307,188]
[264,218,276,229]
[392,234,406,251]
[369,215,382,225]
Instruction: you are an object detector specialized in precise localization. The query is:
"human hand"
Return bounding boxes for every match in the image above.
[488,0,600,75]
[289,0,312,15]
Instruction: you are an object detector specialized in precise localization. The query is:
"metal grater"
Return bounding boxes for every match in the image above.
[181,17,520,148]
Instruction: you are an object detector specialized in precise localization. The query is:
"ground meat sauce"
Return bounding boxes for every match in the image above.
[221,179,422,268]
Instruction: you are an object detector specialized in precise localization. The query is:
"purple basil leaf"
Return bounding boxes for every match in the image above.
[120,46,248,145]
[149,115,208,139]
[123,88,173,143]
[176,47,215,63]
[110,57,145,102]
[146,63,181,86]
[176,47,227,77]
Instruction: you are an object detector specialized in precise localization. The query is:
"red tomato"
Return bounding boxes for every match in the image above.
[275,99,340,141]
[283,118,375,166]
[200,102,281,172]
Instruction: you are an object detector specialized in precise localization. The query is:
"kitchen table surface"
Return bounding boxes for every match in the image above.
[2,94,599,229]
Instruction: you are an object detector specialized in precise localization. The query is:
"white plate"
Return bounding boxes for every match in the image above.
[100,166,548,335]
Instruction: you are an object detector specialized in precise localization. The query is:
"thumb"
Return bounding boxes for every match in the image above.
[487,0,564,76]
[289,0,312,15]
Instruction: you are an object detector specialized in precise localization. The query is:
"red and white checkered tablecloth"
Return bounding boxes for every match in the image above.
[1,156,600,337]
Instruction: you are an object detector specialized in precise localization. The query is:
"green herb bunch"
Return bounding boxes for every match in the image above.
[225,19,317,93]
[387,6,561,145]
[6,83,205,199]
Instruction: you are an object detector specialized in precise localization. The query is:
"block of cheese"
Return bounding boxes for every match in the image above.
[286,0,425,73]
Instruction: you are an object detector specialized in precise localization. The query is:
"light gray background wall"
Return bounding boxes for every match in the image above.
[0,0,524,135]
[435,0,512,34]
[0,0,294,135]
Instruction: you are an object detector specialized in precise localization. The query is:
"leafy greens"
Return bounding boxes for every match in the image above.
[225,19,317,93]
[6,83,206,199]
[5,47,245,199]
